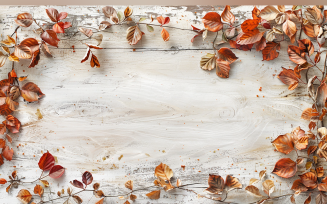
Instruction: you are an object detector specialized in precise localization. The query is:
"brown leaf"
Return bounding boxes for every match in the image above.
[237,29,265,45]
[217,47,238,64]
[272,134,294,154]
[21,82,45,102]
[29,49,40,68]
[254,37,266,51]
[241,19,260,32]
[308,146,318,155]
[1,35,16,46]
[300,172,318,188]
[206,174,224,194]
[262,42,280,61]
[305,193,312,204]
[0,154,3,166]
[259,6,280,21]
[2,146,13,161]
[82,171,93,186]
[277,68,299,90]
[14,45,32,59]
[95,198,104,204]
[17,189,32,204]
[79,27,93,38]
[90,54,100,68]
[154,163,173,182]
[225,175,242,191]
[125,180,133,190]
[6,115,21,133]
[15,13,33,27]
[72,195,83,204]
[41,43,52,57]
[157,16,170,25]
[216,59,231,78]
[278,5,285,12]
[94,190,104,198]
[303,23,320,38]
[202,12,223,32]
[0,139,5,148]
[0,104,12,116]
[295,136,309,150]
[126,26,144,45]
[99,21,112,31]
[40,180,49,187]
[221,5,235,24]
[317,167,324,177]
[288,45,306,64]
[41,30,60,47]
[146,190,160,199]
[262,179,275,196]
[124,7,133,18]
[34,184,44,197]
[46,8,59,22]
[301,108,319,120]
[130,194,137,201]
[245,185,262,197]
[70,180,84,189]
[272,158,297,178]
[298,39,314,56]
[102,6,118,21]
[161,28,170,42]
[316,192,327,204]
[283,20,297,42]
[319,183,327,191]
[93,183,100,190]
[317,82,327,112]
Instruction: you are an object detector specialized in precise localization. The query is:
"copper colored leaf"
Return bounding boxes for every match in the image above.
[72,195,83,204]
[6,184,11,193]
[272,158,297,178]
[154,163,173,181]
[38,151,55,171]
[125,180,133,190]
[15,13,33,27]
[0,104,13,116]
[90,54,100,68]
[157,16,170,25]
[254,37,266,51]
[221,5,235,24]
[42,43,52,57]
[46,8,59,22]
[278,5,285,12]
[40,180,49,187]
[301,108,319,120]
[102,6,117,20]
[0,139,5,148]
[217,47,238,64]
[81,47,90,63]
[216,59,231,78]
[272,134,294,154]
[277,68,299,90]
[241,19,260,32]
[300,172,318,188]
[70,180,84,189]
[308,146,318,155]
[225,175,242,191]
[99,21,112,31]
[303,23,319,38]
[94,190,104,198]
[200,53,216,71]
[93,183,100,190]
[245,185,262,197]
[206,174,224,194]
[252,6,261,19]
[262,42,280,61]
[161,28,170,42]
[316,192,327,204]
[6,115,21,133]
[288,45,306,64]
[262,179,275,196]
[305,193,312,204]
[2,146,13,161]
[0,178,7,184]
[95,198,104,204]
[319,183,327,191]
[21,82,45,102]
[49,165,65,179]
[297,158,304,165]
[14,45,32,59]
[82,171,93,186]
[146,190,160,199]
[295,136,309,150]
[53,22,72,33]
[17,189,32,204]
[202,12,223,32]
[130,194,137,200]
[79,27,93,38]
[283,20,297,42]
[259,6,280,21]
[34,184,44,197]
[238,29,265,45]
[58,12,68,21]
[126,26,144,45]
[41,30,60,47]
[1,35,16,46]
[124,6,133,18]
[298,39,314,56]
[29,49,40,68]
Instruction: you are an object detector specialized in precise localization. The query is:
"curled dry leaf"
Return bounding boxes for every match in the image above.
[283,20,297,43]
[200,53,216,71]
[154,163,173,181]
[272,158,297,178]
[0,178,7,184]
[72,195,83,204]
[259,6,280,21]
[14,45,32,59]
[206,174,224,194]
[1,35,16,46]
[42,43,52,57]
[70,180,84,189]
[303,23,320,38]
[202,12,223,32]
[40,180,49,187]
[17,189,32,204]
[262,179,275,196]
[301,107,319,120]
[0,52,7,67]
[146,190,160,199]
[38,151,55,171]
[99,21,112,31]
[216,59,231,78]
[79,27,93,38]
[21,82,45,102]
[262,42,280,61]
[130,194,137,201]
[299,172,318,188]
[95,198,104,204]
[41,30,60,47]
[125,180,133,190]
[15,13,33,27]
[317,167,324,178]
[29,49,40,68]
[237,29,265,45]
[49,165,65,179]
[161,28,170,42]
[221,5,235,24]
[93,183,100,190]
[34,184,44,197]
[305,193,311,204]
[298,39,314,56]
[6,115,21,133]
[225,175,242,191]
[126,26,144,45]
[254,37,266,51]
[82,171,93,186]
[319,183,327,191]
[259,170,266,180]
[102,6,118,23]
[90,54,100,68]
[124,7,133,18]
[277,68,299,90]
[272,134,294,154]
[288,45,306,64]
[245,185,262,197]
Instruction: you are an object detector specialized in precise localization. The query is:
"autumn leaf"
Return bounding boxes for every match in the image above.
[259,6,280,21]
[200,53,216,70]
[308,146,318,155]
[154,163,173,182]
[46,8,59,22]
[2,146,13,161]
[217,47,238,64]
[49,165,65,179]
[299,172,318,188]
[102,6,118,24]
[216,59,231,78]
[82,171,93,186]
[70,180,84,189]
[161,28,170,42]
[317,167,324,178]
[72,195,83,204]
[272,158,297,178]
[301,107,319,120]
[283,20,297,43]
[6,115,21,133]
[146,190,160,199]
[157,16,170,25]
[262,179,274,196]
[303,23,320,38]
[221,5,235,24]
[288,45,306,65]
[252,6,261,20]
[95,198,104,204]
[272,134,294,154]
[29,49,40,68]
[317,82,327,112]
[277,68,299,90]
[21,82,45,102]
[14,45,32,59]
[202,12,223,32]
[254,37,266,51]
[291,179,308,194]
[295,136,309,150]
[225,175,242,191]
[206,174,224,194]
[17,189,32,204]
[130,194,137,200]
[90,54,100,68]
[40,180,49,187]
[237,29,265,45]
[34,184,44,197]
[1,35,16,46]
[15,13,33,27]
[41,30,60,47]
[298,39,314,56]
[53,22,72,33]
[99,21,112,31]
[0,178,7,184]
[125,180,133,190]
[245,185,262,197]
[126,26,144,45]
[124,6,133,18]
[316,192,327,204]
[262,42,280,61]
[241,19,260,32]
[38,151,55,171]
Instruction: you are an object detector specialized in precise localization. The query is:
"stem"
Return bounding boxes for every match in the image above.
[137,22,199,32]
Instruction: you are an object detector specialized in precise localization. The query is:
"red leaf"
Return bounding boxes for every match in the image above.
[28,49,40,68]
[229,40,253,51]
[157,16,170,25]
[6,115,21,134]
[272,158,297,178]
[216,59,231,78]
[41,30,60,47]
[49,165,65,179]
[262,42,280,61]
[0,139,5,149]
[70,180,84,189]
[82,171,93,186]
[38,151,55,171]
[46,8,59,22]
[57,12,68,21]
[202,12,223,32]
[238,29,265,45]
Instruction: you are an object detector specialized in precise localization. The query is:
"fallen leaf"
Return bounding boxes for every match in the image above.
[216,59,231,78]
[21,82,45,102]
[79,27,93,38]
[17,189,32,204]
[49,165,65,179]
[41,30,60,47]
[82,171,93,186]
[217,47,238,64]
[15,13,33,27]
[206,174,224,194]
[200,53,216,70]
[126,26,144,45]
[277,68,299,90]
[34,184,44,197]
[225,175,242,191]
[161,28,170,42]
[221,5,235,24]
[245,185,262,197]
[202,12,223,32]
[2,146,13,161]
[154,163,173,182]
[157,16,170,25]
[70,180,84,189]
[272,158,297,178]
[272,134,294,154]
[259,6,280,21]
[38,151,55,171]
[125,180,133,190]
[146,190,160,199]
[90,54,100,68]
[299,172,318,188]
[124,6,133,18]
[241,19,260,32]
[262,179,275,196]
[262,42,280,61]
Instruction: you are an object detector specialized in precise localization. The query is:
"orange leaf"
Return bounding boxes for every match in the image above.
[308,146,318,156]
[254,37,266,51]
[90,54,100,68]
[221,5,235,24]
[202,12,223,32]
[238,29,265,45]
[272,134,294,154]
[0,178,7,184]
[295,136,309,150]
[95,198,104,204]
[161,28,170,42]
[262,42,280,61]
[2,146,13,161]
[301,108,319,120]
[0,139,5,148]
[298,39,314,56]
[225,175,242,191]
[283,20,297,42]
[299,172,317,188]
[303,23,319,38]
[241,19,260,32]
[288,45,306,64]
[126,26,144,45]
[29,49,40,68]
[15,13,33,27]
[217,48,238,64]
[34,184,44,197]
[21,82,45,102]
[216,59,231,78]
[272,158,297,178]
[6,115,21,134]
[0,104,13,116]
[49,165,65,179]
[146,190,160,199]
[157,16,170,25]
[46,8,59,22]
[252,6,261,20]
[206,174,224,194]
[277,68,298,90]
[17,189,32,204]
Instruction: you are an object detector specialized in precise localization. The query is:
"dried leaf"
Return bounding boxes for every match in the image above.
[305,193,311,204]
[157,16,170,25]
[99,21,112,31]
[254,37,266,51]
[308,146,318,155]
[95,198,104,204]
[146,24,154,32]
[126,26,144,45]
[303,23,320,38]
[6,115,21,133]
[93,183,100,190]
[2,146,13,161]
[283,20,297,42]
[21,82,44,102]
[49,165,65,179]
[79,27,93,38]
[272,158,297,178]
[262,179,275,196]
[0,52,7,67]
[278,68,299,90]
[124,7,133,18]
[0,178,7,184]
[1,35,16,46]
[301,108,319,120]
[161,28,170,42]
[217,47,238,64]
[278,5,285,13]
[241,19,260,32]
[259,6,280,21]
[216,59,231,78]
[14,45,31,59]
[299,172,318,188]
[16,189,32,204]
[29,49,40,68]
[316,192,327,204]
[154,163,173,182]
[46,8,59,22]
[42,43,52,57]
[298,39,314,56]
[72,195,83,204]
[82,171,93,186]
[272,134,294,154]
[221,5,235,24]
[206,174,224,194]
[200,53,216,71]
[259,170,266,180]
[40,180,49,187]
[34,184,43,197]
[245,185,262,197]
[130,194,137,201]
[15,13,33,27]
[41,30,60,47]
[225,175,242,191]
[202,12,223,32]
[90,54,100,68]
[146,190,160,199]
[70,180,84,189]
[125,180,133,190]
[38,151,55,171]
[102,6,118,23]
[262,42,280,61]
[238,29,265,45]
[317,167,324,177]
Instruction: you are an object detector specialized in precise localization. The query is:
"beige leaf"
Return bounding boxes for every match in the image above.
[275,13,286,24]
[245,185,263,197]
[262,179,275,196]
[92,34,103,46]
[259,6,280,21]
[99,21,111,31]
[176,179,181,187]
[16,189,32,204]
[40,180,49,187]
[0,52,7,67]
[125,180,133,190]
[249,178,259,185]
[277,5,285,13]
[126,26,144,45]
[259,170,266,180]
[146,190,160,199]
[79,27,93,38]
[154,163,173,182]
[200,53,216,71]
[266,30,276,42]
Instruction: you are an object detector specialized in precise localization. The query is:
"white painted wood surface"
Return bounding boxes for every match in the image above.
[0,5,324,204]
